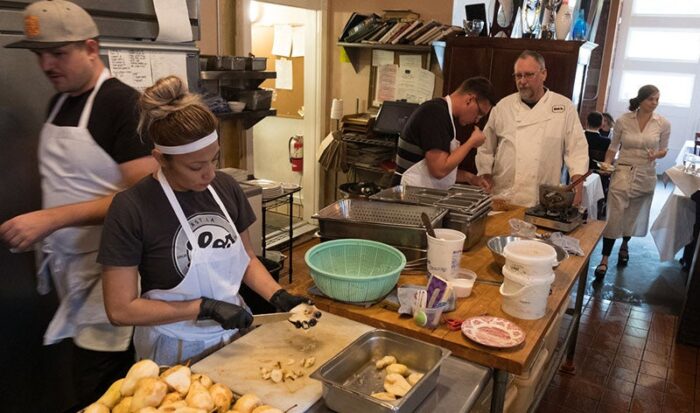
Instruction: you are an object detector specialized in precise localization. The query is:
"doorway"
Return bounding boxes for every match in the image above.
[606,0,700,172]
[237,0,327,247]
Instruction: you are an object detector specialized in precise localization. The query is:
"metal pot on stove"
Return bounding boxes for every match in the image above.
[538,184,574,211]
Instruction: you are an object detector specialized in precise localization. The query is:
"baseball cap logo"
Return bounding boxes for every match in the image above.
[24,15,40,38]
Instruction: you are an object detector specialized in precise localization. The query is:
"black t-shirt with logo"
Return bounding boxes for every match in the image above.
[97,171,256,293]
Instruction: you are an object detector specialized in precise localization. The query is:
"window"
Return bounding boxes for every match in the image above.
[619,71,695,108]
[626,28,700,62]
[632,0,700,16]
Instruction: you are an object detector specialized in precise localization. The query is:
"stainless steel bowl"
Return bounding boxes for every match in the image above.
[487,235,569,268]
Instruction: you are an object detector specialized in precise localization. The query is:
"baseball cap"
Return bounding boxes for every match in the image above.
[5,0,99,49]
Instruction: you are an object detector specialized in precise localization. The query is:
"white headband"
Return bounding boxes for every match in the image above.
[154,130,218,155]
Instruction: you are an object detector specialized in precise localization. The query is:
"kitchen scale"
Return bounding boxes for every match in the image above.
[524,204,583,232]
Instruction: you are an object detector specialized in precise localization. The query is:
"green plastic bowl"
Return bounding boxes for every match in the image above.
[305,239,406,302]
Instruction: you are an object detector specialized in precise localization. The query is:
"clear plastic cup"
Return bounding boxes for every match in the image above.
[413,305,445,329]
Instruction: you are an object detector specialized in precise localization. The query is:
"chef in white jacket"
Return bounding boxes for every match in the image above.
[476,50,589,207]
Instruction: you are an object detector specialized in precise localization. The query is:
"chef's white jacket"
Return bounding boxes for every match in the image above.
[476,90,589,207]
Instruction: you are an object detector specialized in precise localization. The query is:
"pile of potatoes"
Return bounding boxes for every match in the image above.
[370,355,424,402]
[83,359,283,413]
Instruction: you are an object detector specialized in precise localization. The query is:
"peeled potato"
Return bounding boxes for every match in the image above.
[185,381,214,411]
[370,392,396,401]
[122,360,160,396]
[112,396,133,413]
[136,408,158,413]
[130,377,167,412]
[161,365,192,396]
[156,400,187,412]
[251,406,283,413]
[385,363,408,376]
[232,393,262,413]
[209,383,233,413]
[384,373,412,397]
[96,378,124,408]
[375,355,397,369]
[191,373,213,389]
[83,403,109,413]
[407,372,424,386]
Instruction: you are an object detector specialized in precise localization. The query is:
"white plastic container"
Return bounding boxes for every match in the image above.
[503,240,558,277]
[500,266,555,320]
[427,228,466,280]
[511,346,549,413]
[450,269,476,298]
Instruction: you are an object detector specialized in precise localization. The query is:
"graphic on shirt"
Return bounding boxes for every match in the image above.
[172,213,238,278]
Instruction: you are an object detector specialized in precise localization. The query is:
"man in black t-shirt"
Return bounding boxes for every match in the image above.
[393,77,495,189]
[1,1,158,409]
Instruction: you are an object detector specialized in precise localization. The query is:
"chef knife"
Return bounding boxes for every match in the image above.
[251,311,296,326]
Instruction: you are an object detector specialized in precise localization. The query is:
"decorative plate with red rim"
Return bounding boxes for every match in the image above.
[461,316,525,348]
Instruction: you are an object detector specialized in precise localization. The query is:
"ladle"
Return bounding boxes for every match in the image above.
[421,212,437,238]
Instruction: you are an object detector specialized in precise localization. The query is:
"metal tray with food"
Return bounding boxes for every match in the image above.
[312,199,447,249]
[310,329,451,413]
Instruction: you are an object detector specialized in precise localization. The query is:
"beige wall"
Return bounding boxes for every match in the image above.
[326,0,454,127]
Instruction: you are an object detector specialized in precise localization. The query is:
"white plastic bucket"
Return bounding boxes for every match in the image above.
[499,266,555,320]
[503,240,557,277]
[427,228,466,280]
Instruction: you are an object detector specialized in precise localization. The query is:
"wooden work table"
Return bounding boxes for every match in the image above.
[287,208,605,412]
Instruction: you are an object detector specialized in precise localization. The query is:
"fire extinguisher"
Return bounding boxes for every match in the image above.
[289,135,303,172]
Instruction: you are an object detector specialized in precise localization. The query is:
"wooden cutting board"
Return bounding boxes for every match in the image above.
[192,312,374,412]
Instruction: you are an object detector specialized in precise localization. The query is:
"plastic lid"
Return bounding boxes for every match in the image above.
[503,240,557,267]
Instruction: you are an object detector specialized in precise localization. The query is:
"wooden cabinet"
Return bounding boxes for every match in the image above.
[442,37,597,111]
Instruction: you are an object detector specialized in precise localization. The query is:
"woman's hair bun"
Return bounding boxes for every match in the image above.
[140,76,191,121]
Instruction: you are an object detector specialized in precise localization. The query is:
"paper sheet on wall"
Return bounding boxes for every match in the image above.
[150,52,189,88]
[374,66,435,105]
[399,54,423,69]
[108,50,153,92]
[291,27,305,57]
[396,67,435,103]
[153,0,193,42]
[373,64,398,106]
[372,50,394,67]
[272,25,293,57]
[275,59,293,90]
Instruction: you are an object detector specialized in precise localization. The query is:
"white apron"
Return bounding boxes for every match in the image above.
[38,69,132,350]
[401,95,459,190]
[133,169,251,365]
[603,163,657,238]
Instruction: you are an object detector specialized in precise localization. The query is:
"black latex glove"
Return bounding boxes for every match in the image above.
[198,297,253,330]
[269,289,312,312]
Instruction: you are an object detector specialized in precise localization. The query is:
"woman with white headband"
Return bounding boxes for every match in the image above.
[97,76,308,364]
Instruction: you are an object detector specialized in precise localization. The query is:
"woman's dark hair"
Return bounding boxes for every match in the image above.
[628,84,659,111]
[138,75,218,147]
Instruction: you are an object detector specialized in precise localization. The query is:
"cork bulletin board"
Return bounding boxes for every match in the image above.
[251,25,304,119]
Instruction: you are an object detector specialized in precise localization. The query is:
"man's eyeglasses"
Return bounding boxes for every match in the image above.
[474,99,490,119]
[512,72,539,81]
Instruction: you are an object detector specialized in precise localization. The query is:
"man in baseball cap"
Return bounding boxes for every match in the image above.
[6,0,99,49]
[2,1,157,410]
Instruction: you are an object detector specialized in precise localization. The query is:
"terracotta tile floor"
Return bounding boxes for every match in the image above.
[536,296,698,413]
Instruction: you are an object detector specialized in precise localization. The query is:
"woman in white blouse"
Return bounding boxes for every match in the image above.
[594,85,671,280]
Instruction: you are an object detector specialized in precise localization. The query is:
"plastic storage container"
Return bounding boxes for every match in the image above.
[510,346,549,413]
[220,88,273,111]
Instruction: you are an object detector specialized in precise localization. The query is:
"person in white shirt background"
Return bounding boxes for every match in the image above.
[476,50,589,207]
[593,85,670,280]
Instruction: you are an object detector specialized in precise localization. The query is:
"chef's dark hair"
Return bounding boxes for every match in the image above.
[138,75,218,147]
[629,84,659,111]
[517,50,546,70]
[456,76,496,106]
[587,111,603,129]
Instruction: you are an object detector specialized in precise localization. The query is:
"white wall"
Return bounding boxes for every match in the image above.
[252,115,304,188]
